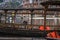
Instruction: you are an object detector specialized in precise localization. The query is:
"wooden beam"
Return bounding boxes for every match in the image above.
[0,8,60,11]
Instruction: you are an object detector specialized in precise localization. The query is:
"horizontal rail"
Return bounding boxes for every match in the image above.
[0,23,60,27]
[0,8,60,11]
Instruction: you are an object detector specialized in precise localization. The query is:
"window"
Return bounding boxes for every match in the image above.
[46,19,55,25]
[15,14,23,24]
[6,14,13,23]
[46,14,60,30]
[15,14,31,24]
[32,14,44,25]
[0,14,5,23]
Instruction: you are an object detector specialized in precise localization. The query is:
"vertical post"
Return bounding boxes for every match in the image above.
[5,10,7,24]
[0,13,2,23]
[38,0,40,7]
[31,14,33,25]
[43,5,48,37]
[14,10,17,28]
[12,10,17,23]
[14,10,17,24]
[12,10,17,28]
[31,10,34,25]
[31,10,34,30]
[4,10,7,28]
[44,5,48,30]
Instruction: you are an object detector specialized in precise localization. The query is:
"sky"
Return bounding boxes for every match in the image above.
[29,0,32,3]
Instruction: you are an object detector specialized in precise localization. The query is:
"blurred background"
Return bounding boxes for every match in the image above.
[0,0,60,40]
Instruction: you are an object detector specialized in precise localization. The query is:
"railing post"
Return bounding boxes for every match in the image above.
[44,5,48,30]
[4,10,7,24]
[43,5,48,37]
[30,9,34,30]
